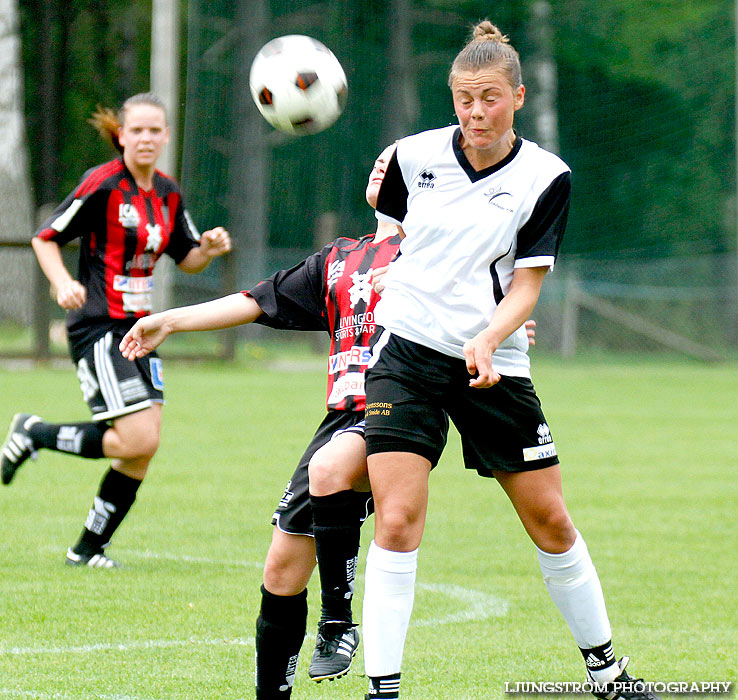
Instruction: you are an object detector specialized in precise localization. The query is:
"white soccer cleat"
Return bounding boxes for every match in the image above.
[65,548,121,569]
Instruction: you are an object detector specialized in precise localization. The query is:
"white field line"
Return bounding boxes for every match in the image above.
[11,549,509,660]
[106,551,511,626]
[40,546,264,569]
[413,581,509,626]
[0,691,164,700]
[2,636,254,656]
[116,549,264,569]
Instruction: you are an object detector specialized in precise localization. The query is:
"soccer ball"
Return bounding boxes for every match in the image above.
[249,35,348,136]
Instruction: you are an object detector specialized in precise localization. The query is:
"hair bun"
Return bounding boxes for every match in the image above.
[472,20,509,44]
[448,18,521,89]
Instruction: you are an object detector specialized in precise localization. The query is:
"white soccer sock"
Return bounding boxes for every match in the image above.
[537,531,619,683]
[362,540,418,678]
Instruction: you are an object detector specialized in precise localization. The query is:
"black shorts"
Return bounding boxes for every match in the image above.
[364,332,559,477]
[272,411,374,536]
[69,327,164,422]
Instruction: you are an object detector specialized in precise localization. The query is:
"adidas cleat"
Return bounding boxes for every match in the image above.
[1,414,40,485]
[65,548,121,569]
[308,621,359,682]
[589,657,661,700]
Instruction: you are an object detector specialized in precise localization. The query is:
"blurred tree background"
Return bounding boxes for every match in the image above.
[14,0,738,356]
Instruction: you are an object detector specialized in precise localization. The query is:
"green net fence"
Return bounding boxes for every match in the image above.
[176,0,737,357]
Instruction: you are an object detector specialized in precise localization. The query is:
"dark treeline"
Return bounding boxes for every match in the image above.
[19,0,735,278]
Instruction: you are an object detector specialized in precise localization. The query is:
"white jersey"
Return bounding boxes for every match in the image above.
[374,125,571,377]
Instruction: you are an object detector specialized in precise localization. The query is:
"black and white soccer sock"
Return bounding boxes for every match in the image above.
[366,673,402,699]
[72,467,141,557]
[579,640,618,683]
[310,490,362,624]
[362,540,416,697]
[29,420,109,458]
[536,531,620,684]
[255,585,308,699]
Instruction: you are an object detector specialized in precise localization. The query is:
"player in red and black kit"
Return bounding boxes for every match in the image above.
[0,93,231,568]
[120,144,402,697]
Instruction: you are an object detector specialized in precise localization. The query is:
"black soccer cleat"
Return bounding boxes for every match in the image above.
[308,621,360,682]
[65,548,121,569]
[589,657,661,700]
[1,413,40,485]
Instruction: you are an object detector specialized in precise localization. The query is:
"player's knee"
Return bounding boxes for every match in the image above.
[263,554,313,596]
[376,507,423,550]
[134,432,160,460]
[308,450,344,495]
[116,426,160,460]
[529,509,576,552]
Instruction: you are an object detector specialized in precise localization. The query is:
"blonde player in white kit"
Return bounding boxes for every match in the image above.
[361,20,660,700]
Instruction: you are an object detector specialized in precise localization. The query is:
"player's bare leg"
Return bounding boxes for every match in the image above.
[307,430,369,681]
[256,528,315,699]
[361,451,431,700]
[495,466,659,698]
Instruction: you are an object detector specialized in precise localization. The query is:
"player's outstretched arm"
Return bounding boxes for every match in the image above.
[119,293,262,360]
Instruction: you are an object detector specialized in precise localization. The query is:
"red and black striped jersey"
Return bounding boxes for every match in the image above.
[35,157,201,334]
[246,232,402,412]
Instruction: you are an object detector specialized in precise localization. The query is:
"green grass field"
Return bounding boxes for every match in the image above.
[1,350,736,700]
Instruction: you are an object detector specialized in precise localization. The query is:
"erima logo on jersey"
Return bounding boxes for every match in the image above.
[417,170,436,188]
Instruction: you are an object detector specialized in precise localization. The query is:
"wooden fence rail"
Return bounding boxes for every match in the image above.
[0,239,237,362]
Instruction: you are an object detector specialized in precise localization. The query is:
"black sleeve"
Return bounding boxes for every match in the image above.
[34,188,105,247]
[247,245,332,332]
[375,149,408,223]
[515,171,571,261]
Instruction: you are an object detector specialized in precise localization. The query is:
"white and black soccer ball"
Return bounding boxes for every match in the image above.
[249,35,348,136]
